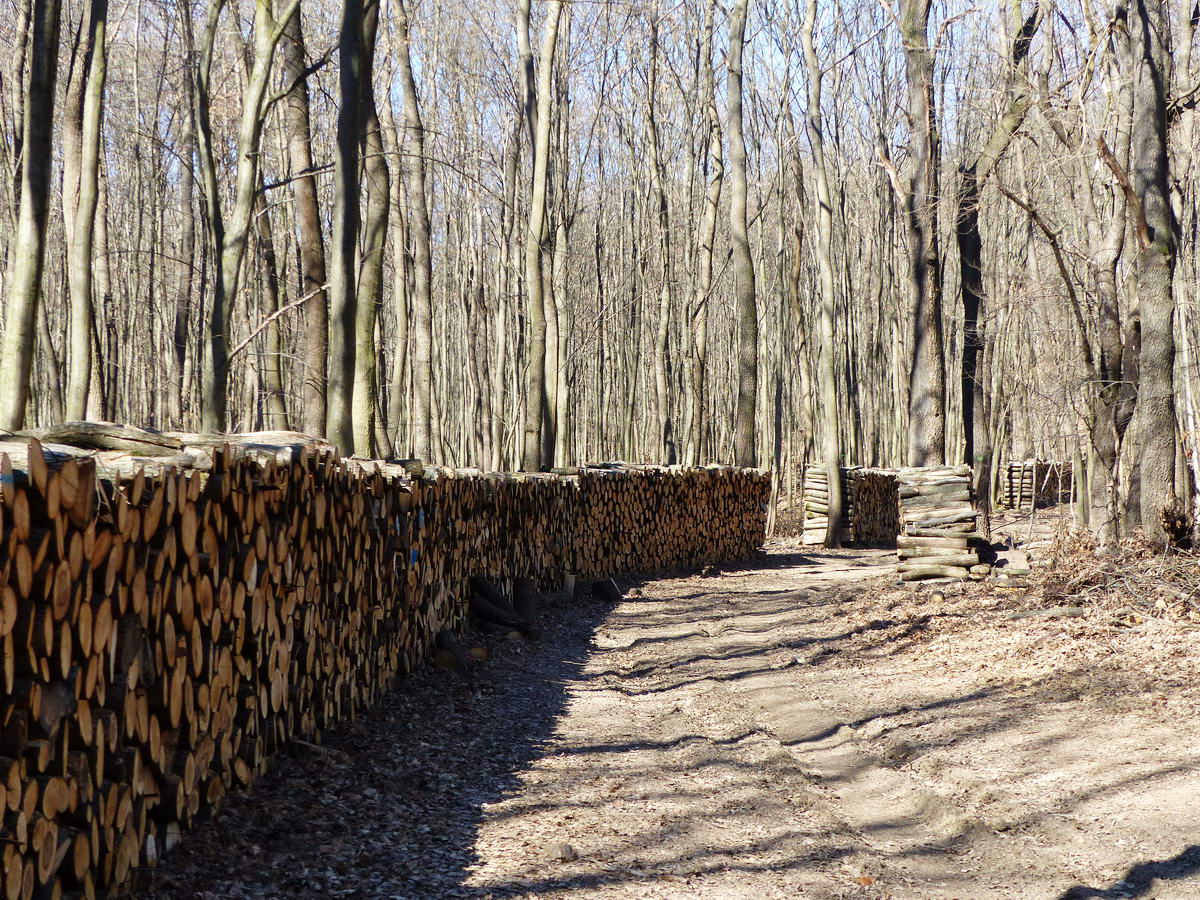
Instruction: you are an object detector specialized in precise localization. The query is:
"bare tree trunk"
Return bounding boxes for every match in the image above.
[396,0,434,460]
[900,0,945,466]
[647,13,673,463]
[383,99,410,455]
[1129,0,1179,544]
[491,127,519,470]
[0,0,62,429]
[192,0,300,433]
[801,0,843,547]
[956,1,1041,530]
[352,1,386,457]
[728,0,757,467]
[520,0,564,471]
[689,0,722,467]
[552,81,571,466]
[326,0,366,452]
[62,0,107,421]
[252,192,290,430]
[171,53,196,429]
[280,10,329,437]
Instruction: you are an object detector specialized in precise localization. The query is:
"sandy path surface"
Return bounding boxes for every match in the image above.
[150,546,1200,899]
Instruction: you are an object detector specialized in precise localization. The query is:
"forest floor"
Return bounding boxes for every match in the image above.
[148,516,1200,899]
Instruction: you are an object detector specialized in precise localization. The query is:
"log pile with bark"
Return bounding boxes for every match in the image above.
[0,424,768,897]
[801,464,848,545]
[1000,460,1073,511]
[896,465,986,581]
[801,465,898,547]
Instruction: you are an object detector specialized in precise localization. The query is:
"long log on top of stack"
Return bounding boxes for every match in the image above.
[0,422,768,897]
[895,465,986,581]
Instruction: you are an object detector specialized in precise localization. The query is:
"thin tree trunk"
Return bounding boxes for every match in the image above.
[280,9,329,437]
[171,55,196,429]
[192,0,300,433]
[956,1,1041,531]
[689,0,722,467]
[252,192,290,430]
[62,0,107,421]
[728,0,757,467]
[382,99,410,455]
[396,0,434,460]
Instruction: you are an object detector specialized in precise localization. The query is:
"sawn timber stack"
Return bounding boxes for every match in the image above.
[1000,460,1074,511]
[801,465,898,547]
[896,466,987,581]
[0,425,769,897]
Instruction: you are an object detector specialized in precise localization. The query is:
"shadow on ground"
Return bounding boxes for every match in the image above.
[146,548,1200,898]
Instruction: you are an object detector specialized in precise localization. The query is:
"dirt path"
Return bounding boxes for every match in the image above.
[150,547,1200,899]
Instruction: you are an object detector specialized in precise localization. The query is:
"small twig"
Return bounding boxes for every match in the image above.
[230,283,328,359]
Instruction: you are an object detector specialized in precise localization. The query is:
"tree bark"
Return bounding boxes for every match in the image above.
[352,1,387,457]
[0,0,62,430]
[520,0,564,471]
[280,10,329,437]
[326,0,367,453]
[1129,0,1179,544]
[801,0,843,547]
[62,0,108,421]
[395,0,434,460]
[900,0,945,466]
[728,0,758,467]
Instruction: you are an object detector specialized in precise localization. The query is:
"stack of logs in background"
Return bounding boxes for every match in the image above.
[1000,460,1074,511]
[801,465,898,547]
[0,424,769,898]
[896,466,988,581]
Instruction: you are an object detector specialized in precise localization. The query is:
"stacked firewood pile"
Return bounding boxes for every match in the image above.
[1001,460,1073,511]
[801,465,848,545]
[896,465,987,581]
[801,465,898,547]
[0,424,768,897]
